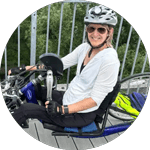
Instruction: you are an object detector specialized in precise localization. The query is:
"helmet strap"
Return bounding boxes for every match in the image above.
[87,36,109,58]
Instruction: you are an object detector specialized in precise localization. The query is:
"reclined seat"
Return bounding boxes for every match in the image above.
[43,80,121,138]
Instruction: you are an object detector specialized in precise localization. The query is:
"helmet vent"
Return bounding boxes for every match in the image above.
[101,12,107,16]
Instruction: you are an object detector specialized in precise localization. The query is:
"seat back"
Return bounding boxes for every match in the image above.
[95,80,120,122]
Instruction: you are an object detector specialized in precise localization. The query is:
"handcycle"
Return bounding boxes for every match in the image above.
[1,53,149,138]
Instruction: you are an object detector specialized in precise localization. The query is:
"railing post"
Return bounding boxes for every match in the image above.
[5,47,7,79]
[57,2,64,56]
[115,17,123,51]
[82,3,89,43]
[126,37,141,94]
[136,53,148,93]
[30,11,37,79]
[66,2,77,88]
[130,37,141,75]
[120,26,133,80]
[141,53,148,73]
[18,25,20,67]
[46,5,51,53]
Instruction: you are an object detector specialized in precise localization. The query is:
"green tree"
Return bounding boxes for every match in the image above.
[0,2,149,81]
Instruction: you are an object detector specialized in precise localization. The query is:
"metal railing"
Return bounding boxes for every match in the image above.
[3,0,149,86]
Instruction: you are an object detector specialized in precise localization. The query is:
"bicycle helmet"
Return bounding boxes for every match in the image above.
[84,5,117,27]
[84,5,117,57]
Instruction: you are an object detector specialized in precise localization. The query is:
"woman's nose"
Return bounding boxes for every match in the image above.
[93,29,100,36]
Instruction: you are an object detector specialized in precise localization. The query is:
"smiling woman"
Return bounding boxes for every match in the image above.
[9,4,120,131]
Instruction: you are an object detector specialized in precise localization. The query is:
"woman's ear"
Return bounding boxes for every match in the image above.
[107,27,114,37]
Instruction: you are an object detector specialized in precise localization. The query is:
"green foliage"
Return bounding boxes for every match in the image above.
[0,2,149,81]
[117,43,149,78]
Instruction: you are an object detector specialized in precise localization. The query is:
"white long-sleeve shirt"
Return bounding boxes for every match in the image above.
[61,42,120,113]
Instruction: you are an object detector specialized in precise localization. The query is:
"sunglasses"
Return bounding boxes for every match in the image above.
[87,26,107,34]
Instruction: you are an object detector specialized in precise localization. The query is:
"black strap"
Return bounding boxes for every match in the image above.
[63,105,69,114]
[88,48,93,57]
[87,34,109,58]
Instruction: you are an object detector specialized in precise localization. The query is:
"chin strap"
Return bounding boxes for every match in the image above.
[88,40,107,58]
[86,31,109,58]
[88,48,93,58]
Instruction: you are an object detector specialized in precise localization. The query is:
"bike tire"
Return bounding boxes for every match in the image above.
[109,72,150,121]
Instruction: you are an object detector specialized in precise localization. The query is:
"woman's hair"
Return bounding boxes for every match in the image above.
[104,25,114,48]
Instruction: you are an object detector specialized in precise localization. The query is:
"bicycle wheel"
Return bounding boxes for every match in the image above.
[109,104,135,121]
[109,72,150,121]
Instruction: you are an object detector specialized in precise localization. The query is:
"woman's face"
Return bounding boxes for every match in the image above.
[86,24,109,47]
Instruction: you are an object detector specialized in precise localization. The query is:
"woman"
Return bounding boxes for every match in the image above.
[9,5,120,128]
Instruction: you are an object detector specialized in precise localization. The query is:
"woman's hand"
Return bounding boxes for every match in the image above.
[8,65,38,76]
[8,64,26,75]
[45,101,49,108]
[8,67,20,75]
[8,70,11,75]
[45,101,63,117]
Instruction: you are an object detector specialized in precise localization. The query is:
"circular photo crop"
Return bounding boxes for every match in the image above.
[0,1,149,150]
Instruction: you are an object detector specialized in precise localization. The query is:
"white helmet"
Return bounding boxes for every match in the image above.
[84,5,117,27]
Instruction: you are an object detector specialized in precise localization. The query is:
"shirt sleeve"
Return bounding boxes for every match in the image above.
[90,57,120,107]
[61,44,83,70]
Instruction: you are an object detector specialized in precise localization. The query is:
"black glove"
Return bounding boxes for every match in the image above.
[11,64,26,75]
[46,101,62,117]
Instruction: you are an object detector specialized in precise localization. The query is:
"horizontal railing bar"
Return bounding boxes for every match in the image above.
[63,0,92,3]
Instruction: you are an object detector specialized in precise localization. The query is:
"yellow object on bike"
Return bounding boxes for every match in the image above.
[114,92,140,119]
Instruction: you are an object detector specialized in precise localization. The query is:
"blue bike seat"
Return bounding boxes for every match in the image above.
[64,121,98,133]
